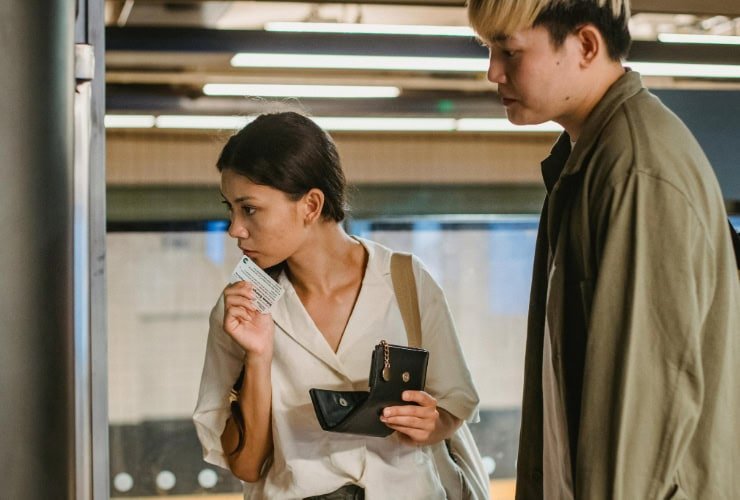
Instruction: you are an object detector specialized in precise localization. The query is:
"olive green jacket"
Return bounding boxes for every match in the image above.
[515,71,740,499]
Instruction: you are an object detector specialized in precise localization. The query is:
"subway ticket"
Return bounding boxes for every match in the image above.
[229,256,284,313]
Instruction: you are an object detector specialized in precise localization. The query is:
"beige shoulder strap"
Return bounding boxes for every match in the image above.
[390,252,422,348]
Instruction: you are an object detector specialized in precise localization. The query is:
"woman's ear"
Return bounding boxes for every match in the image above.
[301,188,325,225]
[575,24,602,68]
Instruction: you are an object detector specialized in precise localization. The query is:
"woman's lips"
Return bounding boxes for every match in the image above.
[501,97,516,106]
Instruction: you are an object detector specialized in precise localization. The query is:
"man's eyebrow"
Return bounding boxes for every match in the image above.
[475,33,509,48]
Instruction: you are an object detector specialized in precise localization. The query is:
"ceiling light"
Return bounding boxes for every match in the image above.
[230,53,739,79]
[154,115,252,130]
[314,117,457,131]
[456,119,562,132]
[627,61,740,79]
[230,53,487,72]
[264,22,475,37]
[99,115,572,133]
[657,33,740,45]
[104,114,156,128]
[202,83,400,98]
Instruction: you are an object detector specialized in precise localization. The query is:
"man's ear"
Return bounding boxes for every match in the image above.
[301,188,325,225]
[575,24,603,67]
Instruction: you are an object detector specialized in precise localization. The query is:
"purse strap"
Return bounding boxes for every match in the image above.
[390,252,422,348]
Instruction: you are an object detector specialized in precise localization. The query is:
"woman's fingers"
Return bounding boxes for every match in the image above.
[401,390,437,407]
[225,295,260,315]
[381,414,434,430]
[384,422,434,443]
[224,282,261,315]
[380,391,439,443]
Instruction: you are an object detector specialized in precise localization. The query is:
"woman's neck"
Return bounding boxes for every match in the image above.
[285,223,366,296]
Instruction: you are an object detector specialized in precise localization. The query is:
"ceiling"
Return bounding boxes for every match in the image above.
[104,0,740,127]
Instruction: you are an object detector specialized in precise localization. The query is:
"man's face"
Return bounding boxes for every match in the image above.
[485,25,583,126]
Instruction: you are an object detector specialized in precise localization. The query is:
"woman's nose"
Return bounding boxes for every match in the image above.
[227,218,248,239]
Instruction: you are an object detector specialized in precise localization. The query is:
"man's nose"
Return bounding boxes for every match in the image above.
[487,54,506,84]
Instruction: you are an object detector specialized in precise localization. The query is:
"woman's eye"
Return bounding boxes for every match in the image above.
[221,200,232,212]
[242,206,256,216]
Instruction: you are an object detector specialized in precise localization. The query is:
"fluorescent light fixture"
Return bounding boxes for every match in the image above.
[627,61,740,79]
[104,114,156,128]
[155,115,252,130]
[103,114,566,133]
[203,83,400,98]
[264,21,475,37]
[229,53,740,79]
[314,117,457,131]
[456,118,562,132]
[230,53,487,72]
[657,33,740,46]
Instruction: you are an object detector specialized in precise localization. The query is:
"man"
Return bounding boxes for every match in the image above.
[466,0,740,498]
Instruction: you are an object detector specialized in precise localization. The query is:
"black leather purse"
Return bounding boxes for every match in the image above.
[309,340,429,437]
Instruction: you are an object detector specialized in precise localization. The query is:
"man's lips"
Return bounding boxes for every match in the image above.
[501,97,517,106]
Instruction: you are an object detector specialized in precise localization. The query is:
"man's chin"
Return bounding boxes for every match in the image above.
[505,112,542,127]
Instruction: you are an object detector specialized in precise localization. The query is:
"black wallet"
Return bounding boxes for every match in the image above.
[309,340,429,437]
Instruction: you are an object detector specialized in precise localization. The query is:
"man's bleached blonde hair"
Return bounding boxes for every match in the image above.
[468,0,630,41]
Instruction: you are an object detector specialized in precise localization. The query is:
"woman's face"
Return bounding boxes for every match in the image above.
[220,169,307,269]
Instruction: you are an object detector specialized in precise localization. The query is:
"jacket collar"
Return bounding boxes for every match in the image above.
[544,69,644,186]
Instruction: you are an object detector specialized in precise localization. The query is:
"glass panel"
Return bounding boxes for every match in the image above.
[351,217,537,500]
[108,216,537,499]
[108,222,244,498]
[730,214,740,231]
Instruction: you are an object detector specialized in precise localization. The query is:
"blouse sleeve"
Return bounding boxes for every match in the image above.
[192,295,246,470]
[413,256,481,423]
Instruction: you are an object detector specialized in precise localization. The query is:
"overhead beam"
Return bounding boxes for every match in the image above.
[106,27,740,65]
[111,0,740,15]
[631,0,740,17]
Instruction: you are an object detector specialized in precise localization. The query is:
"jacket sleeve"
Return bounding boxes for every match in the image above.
[575,170,712,499]
[192,295,246,470]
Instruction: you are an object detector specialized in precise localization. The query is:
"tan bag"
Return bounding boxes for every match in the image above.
[391,252,491,500]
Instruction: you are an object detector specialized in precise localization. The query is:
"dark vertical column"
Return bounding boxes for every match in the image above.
[0,1,76,498]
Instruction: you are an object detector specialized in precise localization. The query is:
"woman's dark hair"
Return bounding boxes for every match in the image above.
[217,112,348,222]
[534,1,631,61]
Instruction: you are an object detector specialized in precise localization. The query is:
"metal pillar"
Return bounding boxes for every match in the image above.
[0,0,75,498]
[0,0,107,498]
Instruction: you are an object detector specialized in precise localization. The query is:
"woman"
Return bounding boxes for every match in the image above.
[193,112,480,499]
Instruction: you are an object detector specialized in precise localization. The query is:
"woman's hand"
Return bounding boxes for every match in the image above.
[380,391,461,445]
[223,281,275,361]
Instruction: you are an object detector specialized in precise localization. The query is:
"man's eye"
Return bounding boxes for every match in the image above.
[242,206,256,216]
[503,50,516,57]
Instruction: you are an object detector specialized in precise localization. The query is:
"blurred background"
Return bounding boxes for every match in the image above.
[2,1,737,499]
[104,1,740,499]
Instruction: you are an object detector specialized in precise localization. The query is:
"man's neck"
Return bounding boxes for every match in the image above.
[558,63,626,142]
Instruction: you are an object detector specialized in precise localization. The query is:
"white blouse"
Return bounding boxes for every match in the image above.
[193,237,480,499]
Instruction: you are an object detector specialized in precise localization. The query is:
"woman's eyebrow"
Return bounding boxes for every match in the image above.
[219,191,254,204]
